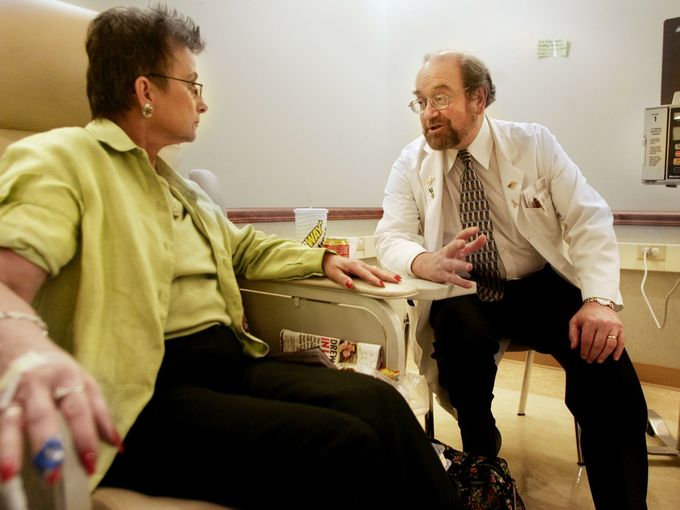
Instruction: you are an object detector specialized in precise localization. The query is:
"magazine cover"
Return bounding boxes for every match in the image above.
[279,329,382,370]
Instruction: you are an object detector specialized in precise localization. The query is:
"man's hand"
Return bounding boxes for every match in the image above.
[568,302,625,363]
[322,253,400,289]
[410,226,487,286]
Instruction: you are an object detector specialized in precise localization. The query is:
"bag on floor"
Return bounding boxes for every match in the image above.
[432,440,525,510]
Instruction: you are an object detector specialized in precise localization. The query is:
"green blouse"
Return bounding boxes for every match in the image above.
[0,118,325,487]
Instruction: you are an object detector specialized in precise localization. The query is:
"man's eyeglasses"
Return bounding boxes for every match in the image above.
[148,74,203,98]
[408,88,469,114]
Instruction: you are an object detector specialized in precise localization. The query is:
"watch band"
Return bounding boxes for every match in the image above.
[582,297,616,310]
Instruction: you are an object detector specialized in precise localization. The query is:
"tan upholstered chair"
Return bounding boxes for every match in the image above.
[0,1,236,508]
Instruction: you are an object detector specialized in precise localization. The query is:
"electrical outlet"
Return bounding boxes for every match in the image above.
[636,245,666,260]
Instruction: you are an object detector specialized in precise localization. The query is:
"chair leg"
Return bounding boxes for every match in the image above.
[575,419,585,466]
[517,349,535,416]
[425,390,435,439]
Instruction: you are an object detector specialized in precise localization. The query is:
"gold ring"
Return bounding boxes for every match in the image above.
[54,384,85,401]
[606,335,618,340]
[2,405,22,418]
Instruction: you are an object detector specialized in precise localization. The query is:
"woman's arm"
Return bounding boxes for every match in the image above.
[0,249,119,485]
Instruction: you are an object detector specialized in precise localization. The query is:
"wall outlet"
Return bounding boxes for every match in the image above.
[636,245,666,260]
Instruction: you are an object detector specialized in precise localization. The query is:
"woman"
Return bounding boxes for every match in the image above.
[0,6,469,509]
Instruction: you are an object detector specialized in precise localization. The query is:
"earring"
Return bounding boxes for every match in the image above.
[142,102,153,118]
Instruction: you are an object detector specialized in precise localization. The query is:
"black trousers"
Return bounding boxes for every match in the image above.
[101,325,462,509]
[430,265,649,510]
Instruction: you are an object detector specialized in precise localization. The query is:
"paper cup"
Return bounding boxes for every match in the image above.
[294,208,328,247]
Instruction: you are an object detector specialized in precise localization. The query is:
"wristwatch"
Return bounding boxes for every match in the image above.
[582,297,617,310]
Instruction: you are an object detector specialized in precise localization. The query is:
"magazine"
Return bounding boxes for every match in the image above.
[269,346,336,369]
[279,329,383,371]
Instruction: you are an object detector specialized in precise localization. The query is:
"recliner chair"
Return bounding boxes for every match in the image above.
[0,1,231,508]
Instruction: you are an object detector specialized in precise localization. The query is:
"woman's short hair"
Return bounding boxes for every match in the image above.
[423,51,496,107]
[86,5,205,119]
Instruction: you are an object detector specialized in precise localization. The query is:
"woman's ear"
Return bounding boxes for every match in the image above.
[133,75,154,108]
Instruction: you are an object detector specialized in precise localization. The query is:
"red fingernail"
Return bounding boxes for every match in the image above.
[395,275,402,282]
[345,281,354,289]
[80,451,97,475]
[0,461,16,482]
[378,281,385,287]
[46,468,62,485]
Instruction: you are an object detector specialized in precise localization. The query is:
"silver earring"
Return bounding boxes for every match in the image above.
[142,102,153,118]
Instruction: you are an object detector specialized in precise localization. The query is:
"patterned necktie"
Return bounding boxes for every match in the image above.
[458,149,504,301]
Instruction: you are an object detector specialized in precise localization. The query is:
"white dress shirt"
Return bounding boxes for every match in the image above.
[442,117,547,280]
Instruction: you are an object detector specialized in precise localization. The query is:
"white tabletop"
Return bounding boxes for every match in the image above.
[400,276,477,301]
[251,275,476,301]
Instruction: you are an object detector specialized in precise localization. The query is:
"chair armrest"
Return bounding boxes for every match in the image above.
[268,276,419,299]
[92,488,233,510]
[238,277,413,372]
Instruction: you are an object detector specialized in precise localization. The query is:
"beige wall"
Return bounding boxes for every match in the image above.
[64,0,680,212]
[620,269,680,371]
[62,0,680,379]
[616,225,680,374]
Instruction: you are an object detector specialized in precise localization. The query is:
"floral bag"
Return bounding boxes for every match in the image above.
[432,440,526,510]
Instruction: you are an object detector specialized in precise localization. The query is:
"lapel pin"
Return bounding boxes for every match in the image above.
[427,176,435,198]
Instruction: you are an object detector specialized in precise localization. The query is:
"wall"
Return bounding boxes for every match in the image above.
[64,0,680,210]
[61,0,679,379]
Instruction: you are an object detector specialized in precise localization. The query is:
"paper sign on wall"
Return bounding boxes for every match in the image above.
[537,39,570,58]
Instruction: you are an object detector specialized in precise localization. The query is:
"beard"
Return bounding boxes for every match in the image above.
[422,103,479,150]
[423,121,463,150]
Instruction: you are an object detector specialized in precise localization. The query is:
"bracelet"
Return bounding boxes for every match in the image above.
[0,311,48,336]
[0,351,54,409]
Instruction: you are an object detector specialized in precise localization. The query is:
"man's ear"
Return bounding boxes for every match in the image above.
[471,87,487,113]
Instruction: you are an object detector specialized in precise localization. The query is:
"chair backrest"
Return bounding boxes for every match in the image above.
[0,1,96,508]
[189,168,229,212]
[0,0,94,155]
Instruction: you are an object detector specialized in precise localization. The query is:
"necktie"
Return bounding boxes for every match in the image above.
[458,149,504,301]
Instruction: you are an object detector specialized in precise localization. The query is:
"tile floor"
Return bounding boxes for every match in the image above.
[430,359,680,509]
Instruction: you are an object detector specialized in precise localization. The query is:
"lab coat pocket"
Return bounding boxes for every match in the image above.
[521,179,561,234]
[522,178,554,215]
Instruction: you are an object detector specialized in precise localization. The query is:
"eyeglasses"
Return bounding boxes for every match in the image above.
[148,74,203,98]
[408,88,469,114]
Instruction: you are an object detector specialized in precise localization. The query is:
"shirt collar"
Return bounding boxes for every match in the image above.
[85,118,140,153]
[423,115,494,171]
[463,115,493,170]
[84,118,195,198]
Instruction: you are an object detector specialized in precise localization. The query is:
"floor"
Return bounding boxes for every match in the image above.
[430,359,680,509]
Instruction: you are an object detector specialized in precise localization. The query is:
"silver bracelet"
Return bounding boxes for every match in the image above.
[0,311,48,335]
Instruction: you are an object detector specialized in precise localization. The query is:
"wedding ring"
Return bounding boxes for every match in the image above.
[2,405,22,418]
[606,335,618,340]
[53,384,84,401]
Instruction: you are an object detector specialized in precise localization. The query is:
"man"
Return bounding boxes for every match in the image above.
[375,50,648,509]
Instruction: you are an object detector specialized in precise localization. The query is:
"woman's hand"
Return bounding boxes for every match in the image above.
[0,249,120,485]
[321,253,400,289]
[0,345,121,485]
